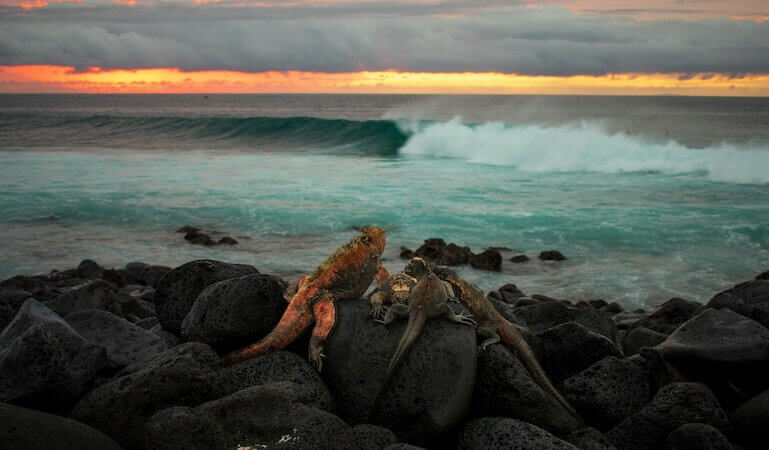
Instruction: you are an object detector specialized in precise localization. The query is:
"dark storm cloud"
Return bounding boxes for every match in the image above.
[0,2,768,75]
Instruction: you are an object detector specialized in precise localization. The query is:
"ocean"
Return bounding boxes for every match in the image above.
[1,94,768,309]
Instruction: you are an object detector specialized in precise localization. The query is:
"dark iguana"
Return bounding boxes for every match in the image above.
[221,226,390,369]
[404,259,581,421]
[368,271,418,320]
[370,258,475,415]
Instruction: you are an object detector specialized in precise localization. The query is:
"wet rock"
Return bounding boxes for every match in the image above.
[563,356,652,430]
[458,417,578,450]
[124,262,172,288]
[399,246,414,259]
[135,316,159,329]
[76,259,104,279]
[45,280,122,318]
[622,326,667,356]
[219,351,334,412]
[0,299,108,410]
[0,302,14,331]
[654,308,769,403]
[472,344,582,436]
[118,283,155,302]
[566,427,616,450]
[588,299,608,309]
[539,250,567,261]
[665,423,732,450]
[0,402,121,450]
[65,309,168,367]
[176,225,199,234]
[0,281,33,308]
[603,302,624,314]
[154,259,258,334]
[515,301,618,342]
[497,284,526,303]
[707,280,769,329]
[469,249,502,271]
[154,327,182,348]
[71,342,226,448]
[322,300,476,445]
[414,238,473,266]
[606,382,730,450]
[510,254,530,263]
[144,383,395,450]
[98,269,127,288]
[730,388,769,448]
[757,270,769,280]
[628,298,704,335]
[613,311,650,330]
[181,274,287,352]
[184,230,216,246]
[536,322,622,384]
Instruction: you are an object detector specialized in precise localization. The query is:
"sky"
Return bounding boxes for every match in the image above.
[1,0,768,95]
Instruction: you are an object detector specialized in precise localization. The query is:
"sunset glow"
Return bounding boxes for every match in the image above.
[3,65,769,96]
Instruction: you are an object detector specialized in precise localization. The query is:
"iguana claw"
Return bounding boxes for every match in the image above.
[369,305,386,320]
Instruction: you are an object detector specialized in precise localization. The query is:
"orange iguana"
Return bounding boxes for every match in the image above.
[221,226,389,369]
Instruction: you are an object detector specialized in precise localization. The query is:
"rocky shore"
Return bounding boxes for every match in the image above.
[1,256,768,449]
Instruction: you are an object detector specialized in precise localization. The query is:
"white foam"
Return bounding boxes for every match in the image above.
[398,118,769,184]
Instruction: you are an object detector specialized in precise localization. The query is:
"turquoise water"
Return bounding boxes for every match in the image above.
[1,95,768,309]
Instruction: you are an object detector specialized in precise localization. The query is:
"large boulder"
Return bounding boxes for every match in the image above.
[665,423,732,450]
[0,299,108,410]
[730,388,769,448]
[628,298,704,335]
[708,279,769,329]
[562,356,652,430]
[181,273,287,352]
[414,238,473,266]
[45,280,122,318]
[654,308,769,402]
[539,250,567,261]
[0,402,121,450]
[124,262,171,288]
[469,249,502,272]
[458,417,578,450]
[76,259,104,279]
[71,342,226,448]
[0,303,14,331]
[566,427,616,450]
[515,301,618,342]
[606,382,730,450]
[472,344,581,436]
[622,326,667,356]
[536,322,622,384]
[218,351,334,412]
[144,383,397,450]
[65,309,168,367]
[154,260,258,334]
[322,300,476,445]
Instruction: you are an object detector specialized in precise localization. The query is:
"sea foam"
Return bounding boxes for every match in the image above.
[398,118,769,184]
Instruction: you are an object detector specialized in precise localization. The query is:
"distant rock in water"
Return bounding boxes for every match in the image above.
[510,254,530,263]
[415,238,473,266]
[176,225,240,247]
[539,250,567,261]
[469,249,502,272]
[757,270,769,280]
[399,246,415,259]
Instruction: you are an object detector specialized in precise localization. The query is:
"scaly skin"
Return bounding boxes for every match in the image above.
[370,260,474,417]
[221,226,389,369]
[368,271,418,320]
[405,263,581,422]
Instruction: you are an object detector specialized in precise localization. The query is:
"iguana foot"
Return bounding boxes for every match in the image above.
[369,304,386,320]
[309,344,325,371]
[477,326,501,354]
[375,303,410,325]
[435,302,476,326]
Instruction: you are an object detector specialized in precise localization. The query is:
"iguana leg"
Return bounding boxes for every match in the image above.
[284,275,309,302]
[477,325,500,353]
[375,303,410,325]
[369,291,388,320]
[431,302,476,325]
[308,292,336,372]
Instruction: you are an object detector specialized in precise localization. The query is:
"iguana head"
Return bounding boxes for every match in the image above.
[361,225,387,254]
[404,256,433,279]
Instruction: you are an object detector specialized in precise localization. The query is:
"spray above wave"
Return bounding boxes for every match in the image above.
[0,113,408,155]
[398,118,769,184]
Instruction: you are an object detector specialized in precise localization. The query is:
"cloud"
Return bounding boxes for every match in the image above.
[0,2,768,76]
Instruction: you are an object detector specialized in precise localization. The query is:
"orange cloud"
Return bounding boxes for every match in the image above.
[2,65,769,96]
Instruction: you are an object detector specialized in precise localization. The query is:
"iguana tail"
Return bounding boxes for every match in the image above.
[369,311,427,419]
[497,319,582,422]
[221,293,315,367]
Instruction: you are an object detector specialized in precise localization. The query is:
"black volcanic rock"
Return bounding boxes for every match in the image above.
[628,298,704,335]
[154,259,258,334]
[757,270,769,280]
[181,273,287,352]
[45,280,123,318]
[458,417,578,450]
[414,238,474,266]
[510,254,530,263]
[0,299,108,411]
[76,259,104,279]
[515,301,618,342]
[469,249,502,271]
[665,423,732,450]
[730,387,769,448]
[539,250,567,261]
[707,279,769,329]
[536,322,622,384]
[622,326,667,356]
[322,300,476,445]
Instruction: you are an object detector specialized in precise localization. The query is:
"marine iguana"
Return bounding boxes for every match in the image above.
[404,260,582,421]
[221,226,390,369]
[370,258,475,415]
[368,271,418,320]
